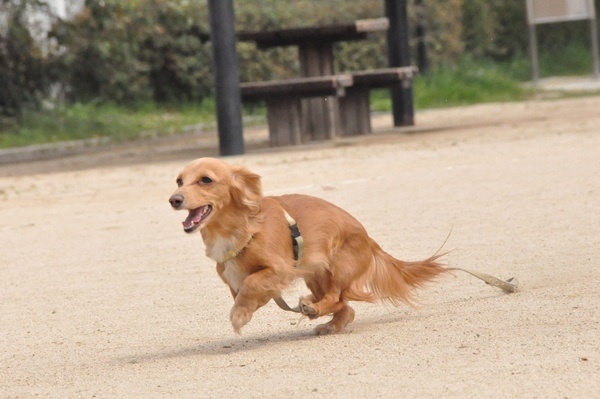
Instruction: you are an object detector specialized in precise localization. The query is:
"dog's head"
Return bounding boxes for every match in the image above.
[169,158,262,234]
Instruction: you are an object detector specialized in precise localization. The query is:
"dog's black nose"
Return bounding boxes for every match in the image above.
[169,194,184,209]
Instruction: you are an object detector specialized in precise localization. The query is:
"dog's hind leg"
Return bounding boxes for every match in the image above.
[299,291,357,334]
[299,292,344,319]
[314,303,355,335]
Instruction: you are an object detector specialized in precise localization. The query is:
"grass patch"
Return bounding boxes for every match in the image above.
[370,44,595,113]
[414,60,529,108]
[538,42,595,78]
[371,58,531,112]
[0,100,218,149]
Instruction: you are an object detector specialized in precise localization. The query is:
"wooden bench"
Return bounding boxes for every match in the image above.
[240,74,353,146]
[338,66,418,136]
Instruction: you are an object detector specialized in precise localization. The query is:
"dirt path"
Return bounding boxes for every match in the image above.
[1,96,599,398]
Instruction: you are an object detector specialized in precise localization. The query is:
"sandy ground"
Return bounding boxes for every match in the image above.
[1,96,599,398]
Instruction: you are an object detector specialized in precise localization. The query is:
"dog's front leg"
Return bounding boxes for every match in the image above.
[230,267,285,334]
[216,262,238,300]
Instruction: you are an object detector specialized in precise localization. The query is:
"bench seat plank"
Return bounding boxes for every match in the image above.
[240,75,352,99]
[350,66,418,87]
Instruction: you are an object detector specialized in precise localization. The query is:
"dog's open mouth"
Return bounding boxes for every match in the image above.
[182,205,212,233]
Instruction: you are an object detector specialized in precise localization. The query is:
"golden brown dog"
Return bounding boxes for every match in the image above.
[169,157,447,335]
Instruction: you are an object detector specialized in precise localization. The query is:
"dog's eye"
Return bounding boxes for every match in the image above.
[199,176,213,184]
[176,178,183,187]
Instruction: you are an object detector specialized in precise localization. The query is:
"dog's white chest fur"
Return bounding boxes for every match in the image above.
[205,236,237,263]
[221,260,246,293]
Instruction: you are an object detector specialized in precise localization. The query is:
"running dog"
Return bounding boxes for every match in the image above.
[169,157,447,335]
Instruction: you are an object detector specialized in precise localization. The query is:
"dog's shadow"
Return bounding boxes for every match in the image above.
[120,310,413,364]
[119,310,428,365]
[120,291,511,365]
[119,327,321,365]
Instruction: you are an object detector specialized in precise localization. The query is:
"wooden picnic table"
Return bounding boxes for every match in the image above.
[238,18,390,141]
[238,18,388,73]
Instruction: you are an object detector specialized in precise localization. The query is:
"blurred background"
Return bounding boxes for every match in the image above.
[1,0,599,148]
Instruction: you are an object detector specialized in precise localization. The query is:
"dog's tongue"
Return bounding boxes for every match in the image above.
[182,208,203,230]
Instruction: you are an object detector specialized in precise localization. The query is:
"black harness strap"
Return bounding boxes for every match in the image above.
[283,210,304,261]
[289,223,301,260]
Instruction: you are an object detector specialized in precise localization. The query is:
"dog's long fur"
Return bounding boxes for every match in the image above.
[169,158,447,335]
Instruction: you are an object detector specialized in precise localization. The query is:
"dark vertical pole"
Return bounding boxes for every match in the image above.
[208,0,244,155]
[385,0,414,126]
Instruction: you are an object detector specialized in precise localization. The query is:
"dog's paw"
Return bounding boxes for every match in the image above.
[230,305,253,334]
[314,323,338,335]
[299,298,319,319]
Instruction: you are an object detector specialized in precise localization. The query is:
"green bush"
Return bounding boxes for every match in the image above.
[0,0,53,119]
[50,1,151,104]
[136,1,212,103]
[50,0,212,104]
[422,0,464,65]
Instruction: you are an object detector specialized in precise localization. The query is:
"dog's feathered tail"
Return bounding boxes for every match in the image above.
[344,242,448,306]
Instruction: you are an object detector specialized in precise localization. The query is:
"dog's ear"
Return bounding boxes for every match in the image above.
[230,165,262,214]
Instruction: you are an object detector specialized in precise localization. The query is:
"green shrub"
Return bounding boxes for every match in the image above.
[422,0,464,65]
[50,0,212,104]
[0,0,54,118]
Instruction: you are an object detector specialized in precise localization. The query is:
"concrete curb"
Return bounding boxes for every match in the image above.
[0,137,111,165]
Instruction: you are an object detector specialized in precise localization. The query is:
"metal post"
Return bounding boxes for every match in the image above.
[528,24,539,83]
[385,0,414,126]
[590,17,599,79]
[207,0,245,155]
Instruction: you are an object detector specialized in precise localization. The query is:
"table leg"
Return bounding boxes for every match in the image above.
[266,98,302,146]
[298,43,342,140]
[338,87,372,136]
